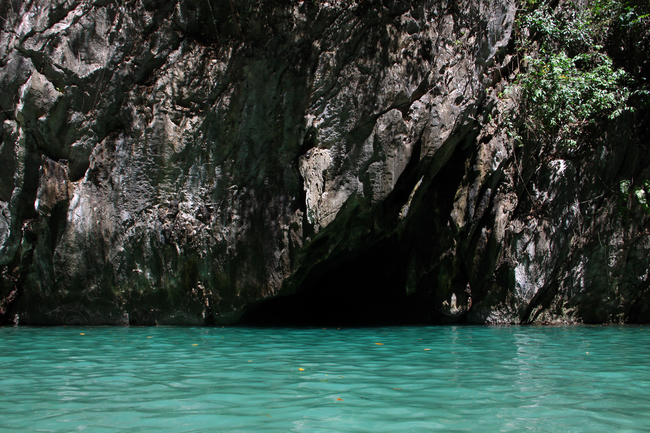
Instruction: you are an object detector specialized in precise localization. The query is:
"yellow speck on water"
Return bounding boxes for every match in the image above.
[79,333,85,335]
[424,348,431,351]
[375,343,384,345]
[248,360,252,362]
[147,336,153,339]
[298,368,305,371]
[586,352,589,354]
[192,344,198,346]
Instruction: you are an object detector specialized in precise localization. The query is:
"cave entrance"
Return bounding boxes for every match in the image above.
[241,238,434,326]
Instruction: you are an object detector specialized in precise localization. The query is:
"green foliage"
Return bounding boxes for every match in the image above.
[620,179,650,214]
[519,2,596,53]
[519,51,631,147]
[511,0,649,149]
[592,0,650,26]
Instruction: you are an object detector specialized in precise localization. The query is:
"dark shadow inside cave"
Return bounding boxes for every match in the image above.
[240,238,437,327]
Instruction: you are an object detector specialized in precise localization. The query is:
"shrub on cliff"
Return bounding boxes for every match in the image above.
[513,0,649,149]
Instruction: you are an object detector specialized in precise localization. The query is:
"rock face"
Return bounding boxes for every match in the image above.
[0,0,648,326]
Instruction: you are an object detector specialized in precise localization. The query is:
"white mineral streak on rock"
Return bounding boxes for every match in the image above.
[0,201,9,250]
[298,148,333,229]
[511,159,581,314]
[67,190,92,232]
[367,109,412,203]
[493,192,518,244]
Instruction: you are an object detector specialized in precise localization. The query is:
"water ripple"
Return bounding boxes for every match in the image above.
[1,325,650,432]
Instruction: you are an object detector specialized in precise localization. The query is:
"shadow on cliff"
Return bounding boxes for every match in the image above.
[241,221,450,326]
[240,236,439,327]
[240,124,475,327]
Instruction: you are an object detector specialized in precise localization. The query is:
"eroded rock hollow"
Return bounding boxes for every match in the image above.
[1,0,648,325]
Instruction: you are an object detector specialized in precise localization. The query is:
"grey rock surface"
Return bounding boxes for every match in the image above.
[0,0,648,325]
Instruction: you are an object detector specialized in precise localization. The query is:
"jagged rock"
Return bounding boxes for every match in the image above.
[0,0,648,326]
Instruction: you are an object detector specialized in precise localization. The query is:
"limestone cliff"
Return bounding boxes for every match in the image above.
[1,0,648,325]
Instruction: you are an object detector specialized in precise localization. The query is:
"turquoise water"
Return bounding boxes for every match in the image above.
[1,326,649,432]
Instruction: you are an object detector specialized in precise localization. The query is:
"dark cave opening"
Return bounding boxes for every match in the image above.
[240,130,472,328]
[240,238,437,327]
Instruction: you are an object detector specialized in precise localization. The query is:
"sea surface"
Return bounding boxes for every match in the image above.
[1,325,649,432]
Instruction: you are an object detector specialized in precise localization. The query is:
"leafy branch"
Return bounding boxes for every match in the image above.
[507,0,649,149]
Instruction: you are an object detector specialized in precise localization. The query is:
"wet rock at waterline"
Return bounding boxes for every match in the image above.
[1,0,648,326]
